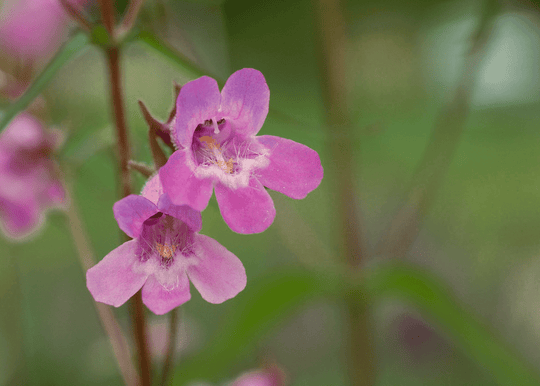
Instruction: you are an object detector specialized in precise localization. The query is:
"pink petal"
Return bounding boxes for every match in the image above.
[232,370,275,386]
[0,0,68,60]
[0,113,45,150]
[256,135,323,199]
[113,195,159,239]
[187,234,246,304]
[142,273,191,315]
[175,76,221,148]
[214,178,275,234]
[159,150,214,211]
[140,174,163,205]
[86,240,149,307]
[221,68,270,137]
[157,194,202,232]
[0,197,41,239]
[45,180,66,206]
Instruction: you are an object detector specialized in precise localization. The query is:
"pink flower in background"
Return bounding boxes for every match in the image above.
[0,0,87,61]
[231,365,287,386]
[86,175,246,315]
[0,113,65,239]
[160,68,323,234]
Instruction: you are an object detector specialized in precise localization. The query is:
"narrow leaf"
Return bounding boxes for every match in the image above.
[0,32,90,133]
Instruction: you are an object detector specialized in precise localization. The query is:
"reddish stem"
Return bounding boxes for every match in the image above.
[105,45,152,386]
[106,47,132,198]
[98,0,115,37]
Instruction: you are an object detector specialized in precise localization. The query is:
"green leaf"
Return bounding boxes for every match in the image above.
[171,268,344,384]
[0,32,90,133]
[365,262,540,386]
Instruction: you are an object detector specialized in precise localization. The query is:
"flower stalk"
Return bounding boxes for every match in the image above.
[105,44,152,386]
[99,1,151,384]
[314,0,375,384]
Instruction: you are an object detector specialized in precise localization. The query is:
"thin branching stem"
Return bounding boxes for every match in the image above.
[117,0,146,39]
[58,0,93,32]
[64,183,139,386]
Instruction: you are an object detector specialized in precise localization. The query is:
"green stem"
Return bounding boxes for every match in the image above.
[313,0,375,384]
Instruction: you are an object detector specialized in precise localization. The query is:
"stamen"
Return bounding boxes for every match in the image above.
[212,119,220,134]
[199,136,235,174]
[155,243,177,259]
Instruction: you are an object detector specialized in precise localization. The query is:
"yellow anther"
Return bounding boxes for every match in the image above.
[199,136,234,173]
[200,136,221,150]
[216,158,234,173]
[156,243,177,259]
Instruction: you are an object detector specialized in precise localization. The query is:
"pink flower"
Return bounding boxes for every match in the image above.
[0,112,65,240]
[159,68,323,234]
[231,366,286,386]
[0,0,87,61]
[86,175,247,315]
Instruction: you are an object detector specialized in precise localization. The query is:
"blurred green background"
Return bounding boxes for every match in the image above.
[2,0,540,385]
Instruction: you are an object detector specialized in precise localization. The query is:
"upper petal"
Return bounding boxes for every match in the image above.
[113,195,159,238]
[221,68,269,137]
[256,135,323,199]
[140,174,163,205]
[159,150,214,211]
[214,177,275,234]
[86,240,149,307]
[142,273,191,315]
[187,234,246,304]
[157,193,202,232]
[175,76,221,148]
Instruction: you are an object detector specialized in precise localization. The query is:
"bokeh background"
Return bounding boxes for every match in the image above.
[1,0,540,385]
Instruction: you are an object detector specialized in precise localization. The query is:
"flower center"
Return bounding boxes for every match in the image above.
[199,135,234,174]
[155,243,177,259]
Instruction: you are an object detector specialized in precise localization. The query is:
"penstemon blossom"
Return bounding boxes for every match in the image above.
[0,0,89,62]
[160,68,323,234]
[230,366,286,386]
[86,175,247,315]
[0,113,65,240]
